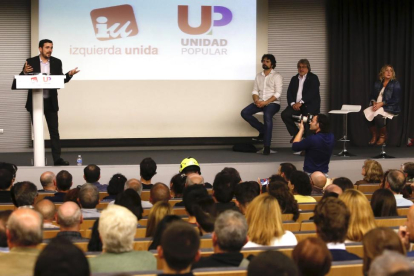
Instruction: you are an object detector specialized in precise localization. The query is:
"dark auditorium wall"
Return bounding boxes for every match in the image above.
[327,0,414,146]
[0,0,31,151]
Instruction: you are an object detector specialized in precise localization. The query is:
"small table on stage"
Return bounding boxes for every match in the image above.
[14,75,66,167]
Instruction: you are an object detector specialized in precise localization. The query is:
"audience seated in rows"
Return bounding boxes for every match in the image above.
[363,227,406,275]
[370,188,398,217]
[310,171,326,195]
[213,168,241,213]
[355,159,384,185]
[313,197,360,261]
[244,194,297,247]
[368,250,414,276]
[292,237,332,276]
[35,199,58,229]
[146,201,173,237]
[44,170,72,202]
[0,210,12,252]
[125,178,153,208]
[56,201,86,242]
[247,250,299,276]
[268,181,299,221]
[140,157,157,190]
[39,171,56,192]
[158,221,200,276]
[0,208,42,276]
[234,181,260,214]
[289,171,316,203]
[193,210,249,269]
[386,170,413,207]
[332,177,354,192]
[83,164,107,192]
[102,173,127,203]
[150,182,171,204]
[11,181,37,207]
[88,205,156,273]
[34,236,90,276]
[339,189,376,242]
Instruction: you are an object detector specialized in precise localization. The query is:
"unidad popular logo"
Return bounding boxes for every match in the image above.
[90,5,139,41]
[178,5,233,35]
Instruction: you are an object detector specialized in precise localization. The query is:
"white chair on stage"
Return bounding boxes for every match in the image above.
[329,105,361,157]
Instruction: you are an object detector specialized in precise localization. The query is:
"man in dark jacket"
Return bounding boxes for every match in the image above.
[192,210,249,269]
[281,59,320,142]
[17,39,79,165]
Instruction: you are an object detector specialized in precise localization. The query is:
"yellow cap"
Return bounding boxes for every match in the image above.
[179,157,199,173]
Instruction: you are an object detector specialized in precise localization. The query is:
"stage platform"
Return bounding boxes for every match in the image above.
[0,145,412,189]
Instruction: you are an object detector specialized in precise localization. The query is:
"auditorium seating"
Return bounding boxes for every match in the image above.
[356,183,381,193]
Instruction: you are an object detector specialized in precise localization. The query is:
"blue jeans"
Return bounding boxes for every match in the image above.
[241,103,280,146]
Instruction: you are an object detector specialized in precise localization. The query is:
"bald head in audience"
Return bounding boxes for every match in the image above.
[35,199,56,224]
[186,174,205,186]
[324,184,342,195]
[56,202,83,232]
[311,171,326,194]
[125,178,143,195]
[40,171,56,192]
[150,183,171,204]
[7,208,43,249]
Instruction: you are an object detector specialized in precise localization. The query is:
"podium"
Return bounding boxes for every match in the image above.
[14,75,66,167]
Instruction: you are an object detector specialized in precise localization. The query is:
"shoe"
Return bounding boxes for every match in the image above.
[300,150,306,156]
[293,151,301,155]
[54,158,70,166]
[263,146,270,155]
[368,126,378,145]
[253,133,264,142]
[376,127,387,145]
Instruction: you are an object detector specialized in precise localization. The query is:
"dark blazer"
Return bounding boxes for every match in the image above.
[12,55,72,112]
[286,72,320,114]
[329,249,361,261]
[370,79,401,114]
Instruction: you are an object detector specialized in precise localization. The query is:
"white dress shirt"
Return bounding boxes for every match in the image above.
[252,69,283,104]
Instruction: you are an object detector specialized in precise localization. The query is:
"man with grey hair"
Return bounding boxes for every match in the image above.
[125,178,152,208]
[186,174,205,186]
[78,183,101,218]
[385,170,412,207]
[56,201,86,241]
[39,171,56,192]
[0,208,42,276]
[12,181,38,207]
[88,205,156,273]
[192,210,249,269]
[35,199,58,229]
[368,250,414,276]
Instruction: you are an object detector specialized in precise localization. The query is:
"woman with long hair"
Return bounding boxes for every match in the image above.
[244,194,297,247]
[370,189,398,217]
[268,181,299,221]
[339,189,376,242]
[363,65,401,145]
[145,201,173,237]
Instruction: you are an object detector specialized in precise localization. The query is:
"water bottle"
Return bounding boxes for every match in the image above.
[77,155,83,166]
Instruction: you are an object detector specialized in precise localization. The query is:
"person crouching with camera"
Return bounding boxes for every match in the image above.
[292,114,335,175]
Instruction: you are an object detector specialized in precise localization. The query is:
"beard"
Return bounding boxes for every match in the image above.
[262,64,270,70]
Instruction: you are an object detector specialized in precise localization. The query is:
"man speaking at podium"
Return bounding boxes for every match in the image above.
[20,39,79,166]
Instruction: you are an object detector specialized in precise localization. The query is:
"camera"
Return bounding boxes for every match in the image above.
[292,113,314,124]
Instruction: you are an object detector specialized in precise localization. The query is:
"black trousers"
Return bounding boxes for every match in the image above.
[368,114,386,128]
[281,105,312,138]
[30,98,62,163]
